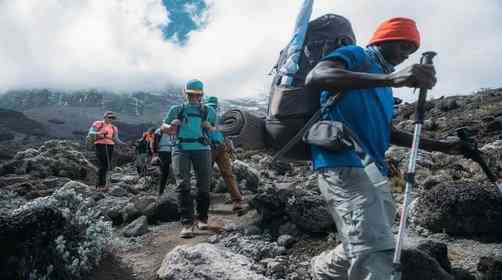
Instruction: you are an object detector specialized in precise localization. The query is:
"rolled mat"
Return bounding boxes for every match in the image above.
[218,109,266,150]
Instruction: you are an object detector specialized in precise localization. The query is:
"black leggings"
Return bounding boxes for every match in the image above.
[159,151,172,196]
[96,144,114,187]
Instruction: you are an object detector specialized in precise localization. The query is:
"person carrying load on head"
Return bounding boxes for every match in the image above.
[151,125,176,197]
[306,17,468,280]
[162,79,217,238]
[135,127,155,177]
[205,96,244,213]
[87,111,125,192]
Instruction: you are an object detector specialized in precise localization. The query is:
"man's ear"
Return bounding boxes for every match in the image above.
[339,36,354,47]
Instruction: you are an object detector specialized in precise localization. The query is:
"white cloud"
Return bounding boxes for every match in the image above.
[1,0,501,101]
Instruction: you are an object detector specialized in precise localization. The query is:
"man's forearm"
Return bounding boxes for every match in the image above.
[391,127,452,153]
[306,66,393,92]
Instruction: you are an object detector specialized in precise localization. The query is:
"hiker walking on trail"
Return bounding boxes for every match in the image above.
[205,96,244,213]
[162,79,217,238]
[306,17,467,279]
[151,127,176,197]
[88,111,125,192]
[135,128,155,177]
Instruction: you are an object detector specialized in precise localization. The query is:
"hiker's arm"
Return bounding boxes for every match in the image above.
[306,60,393,92]
[113,130,126,145]
[390,126,464,155]
[163,106,178,125]
[305,61,436,92]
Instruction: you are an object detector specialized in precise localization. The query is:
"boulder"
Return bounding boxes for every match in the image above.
[157,243,271,280]
[123,215,149,237]
[109,185,128,197]
[397,248,453,280]
[122,202,141,224]
[250,185,334,234]
[250,185,288,224]
[233,160,260,192]
[416,240,452,273]
[0,206,66,279]
[0,187,112,279]
[277,234,297,249]
[477,256,502,280]
[210,232,286,261]
[1,175,71,199]
[0,140,95,182]
[413,182,502,238]
[95,196,129,225]
[284,189,334,233]
[150,194,179,223]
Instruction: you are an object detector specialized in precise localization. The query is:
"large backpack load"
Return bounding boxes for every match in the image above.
[265,14,356,160]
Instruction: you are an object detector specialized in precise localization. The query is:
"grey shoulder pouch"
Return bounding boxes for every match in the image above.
[302,120,355,152]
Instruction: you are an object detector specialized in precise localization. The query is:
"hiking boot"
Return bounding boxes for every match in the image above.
[179,225,194,238]
[197,220,209,230]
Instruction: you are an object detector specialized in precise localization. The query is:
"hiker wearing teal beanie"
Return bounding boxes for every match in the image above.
[162,79,217,238]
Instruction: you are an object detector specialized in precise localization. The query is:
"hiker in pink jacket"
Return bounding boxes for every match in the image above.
[88,111,124,191]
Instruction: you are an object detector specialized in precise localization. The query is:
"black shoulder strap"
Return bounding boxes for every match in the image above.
[201,104,208,122]
[270,92,345,165]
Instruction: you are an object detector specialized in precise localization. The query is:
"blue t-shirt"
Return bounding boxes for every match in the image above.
[311,45,394,176]
[164,103,217,151]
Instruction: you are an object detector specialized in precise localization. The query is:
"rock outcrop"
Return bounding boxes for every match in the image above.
[413,181,502,239]
[0,140,96,182]
[157,243,271,280]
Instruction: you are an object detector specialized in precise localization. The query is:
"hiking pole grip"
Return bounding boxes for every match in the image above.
[415,51,437,124]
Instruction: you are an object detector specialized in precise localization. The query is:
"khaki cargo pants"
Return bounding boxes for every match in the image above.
[311,163,396,280]
[212,143,242,202]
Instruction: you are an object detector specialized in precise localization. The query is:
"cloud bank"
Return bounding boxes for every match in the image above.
[1,0,501,100]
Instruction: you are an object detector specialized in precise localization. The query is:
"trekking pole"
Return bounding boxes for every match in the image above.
[105,144,112,189]
[456,128,502,194]
[391,51,437,280]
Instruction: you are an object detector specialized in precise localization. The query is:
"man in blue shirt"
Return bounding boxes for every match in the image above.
[306,18,465,279]
[162,79,217,238]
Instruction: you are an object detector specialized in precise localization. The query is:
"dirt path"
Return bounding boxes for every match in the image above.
[93,196,252,280]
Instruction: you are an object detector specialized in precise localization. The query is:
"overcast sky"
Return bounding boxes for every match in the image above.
[1,0,501,101]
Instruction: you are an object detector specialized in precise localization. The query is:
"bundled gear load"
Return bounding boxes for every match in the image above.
[265,13,356,160]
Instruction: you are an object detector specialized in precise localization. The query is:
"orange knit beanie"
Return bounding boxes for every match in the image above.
[368,17,420,48]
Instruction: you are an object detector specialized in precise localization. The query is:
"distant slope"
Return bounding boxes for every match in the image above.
[0,108,47,137]
[0,89,268,139]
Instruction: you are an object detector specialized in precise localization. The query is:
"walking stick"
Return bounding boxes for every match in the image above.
[105,144,112,189]
[456,127,502,194]
[391,51,437,280]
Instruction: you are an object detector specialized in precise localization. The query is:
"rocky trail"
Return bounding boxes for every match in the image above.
[2,90,502,279]
[93,193,255,280]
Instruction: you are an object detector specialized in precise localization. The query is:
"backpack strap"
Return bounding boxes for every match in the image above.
[270,53,373,164]
[94,120,104,130]
[270,92,344,165]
